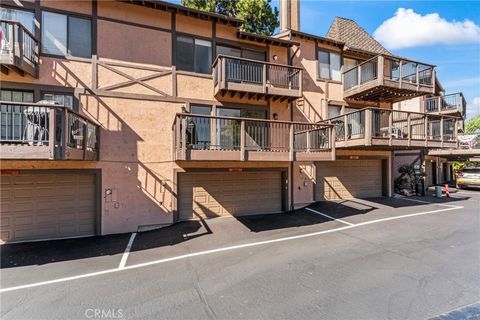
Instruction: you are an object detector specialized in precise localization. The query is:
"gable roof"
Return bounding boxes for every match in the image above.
[326,17,391,55]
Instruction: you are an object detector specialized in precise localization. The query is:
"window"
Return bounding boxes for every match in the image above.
[317,49,341,81]
[328,105,342,119]
[42,11,91,58]
[42,93,74,109]
[0,8,35,33]
[216,45,266,61]
[0,89,34,141]
[344,58,357,71]
[176,36,212,74]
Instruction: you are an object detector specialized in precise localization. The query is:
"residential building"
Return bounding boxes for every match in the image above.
[0,0,463,243]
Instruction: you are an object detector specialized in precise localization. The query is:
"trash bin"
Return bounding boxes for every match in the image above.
[435,186,442,198]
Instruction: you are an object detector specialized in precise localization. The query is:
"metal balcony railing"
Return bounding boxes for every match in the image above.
[0,20,39,77]
[326,107,460,149]
[424,93,467,117]
[0,101,99,160]
[173,113,334,161]
[343,55,435,102]
[213,55,303,100]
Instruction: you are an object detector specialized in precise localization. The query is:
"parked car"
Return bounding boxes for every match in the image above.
[456,167,480,189]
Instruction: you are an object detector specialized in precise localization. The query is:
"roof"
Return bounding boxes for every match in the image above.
[274,29,344,48]
[237,31,300,48]
[326,17,391,55]
[120,0,243,27]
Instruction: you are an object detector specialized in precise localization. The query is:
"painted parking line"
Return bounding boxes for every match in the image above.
[0,205,464,294]
[118,232,136,269]
[401,197,465,208]
[305,207,354,226]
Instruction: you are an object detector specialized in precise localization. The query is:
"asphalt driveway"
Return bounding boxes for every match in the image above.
[1,193,479,319]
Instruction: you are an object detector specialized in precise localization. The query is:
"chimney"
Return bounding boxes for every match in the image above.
[280,0,300,31]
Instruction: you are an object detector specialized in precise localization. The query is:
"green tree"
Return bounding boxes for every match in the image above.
[465,115,480,134]
[181,0,279,35]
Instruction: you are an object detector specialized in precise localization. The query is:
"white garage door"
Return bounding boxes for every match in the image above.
[1,172,97,243]
[316,160,383,200]
[178,171,283,220]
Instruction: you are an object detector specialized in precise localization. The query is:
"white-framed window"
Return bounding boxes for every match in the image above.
[318,49,341,81]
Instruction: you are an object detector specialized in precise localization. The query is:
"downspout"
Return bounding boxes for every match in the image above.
[289,42,298,211]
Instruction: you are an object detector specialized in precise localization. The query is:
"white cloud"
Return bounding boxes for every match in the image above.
[467,97,480,119]
[373,8,480,50]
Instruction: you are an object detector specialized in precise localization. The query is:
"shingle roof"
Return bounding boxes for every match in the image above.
[326,17,391,55]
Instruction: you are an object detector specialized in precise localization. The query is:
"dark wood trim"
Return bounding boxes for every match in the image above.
[212,22,216,64]
[92,0,98,55]
[97,15,172,34]
[92,89,217,105]
[34,0,41,80]
[0,0,35,11]
[215,37,267,53]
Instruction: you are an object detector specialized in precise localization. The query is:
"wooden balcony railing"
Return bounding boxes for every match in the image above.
[0,20,39,77]
[424,93,466,117]
[326,107,460,149]
[0,101,99,160]
[343,55,435,102]
[173,113,334,161]
[213,55,303,101]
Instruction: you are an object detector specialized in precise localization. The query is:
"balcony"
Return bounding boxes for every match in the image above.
[326,108,460,150]
[0,20,39,78]
[213,55,302,102]
[1,101,99,160]
[343,55,435,103]
[424,93,466,117]
[173,113,334,162]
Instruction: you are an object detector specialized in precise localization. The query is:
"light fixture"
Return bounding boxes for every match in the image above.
[273,54,278,61]
[273,113,279,120]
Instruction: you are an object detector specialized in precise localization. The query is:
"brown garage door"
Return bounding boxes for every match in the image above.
[178,171,283,220]
[316,160,382,200]
[1,172,97,243]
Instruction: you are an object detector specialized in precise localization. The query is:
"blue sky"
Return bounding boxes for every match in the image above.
[275,0,480,119]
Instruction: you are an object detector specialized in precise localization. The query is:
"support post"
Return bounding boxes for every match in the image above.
[377,55,384,85]
[262,63,267,93]
[343,114,348,142]
[82,121,87,160]
[437,96,442,113]
[181,116,187,160]
[48,108,56,159]
[440,117,444,147]
[240,119,245,161]
[424,115,429,147]
[416,63,419,90]
[407,112,411,147]
[364,108,372,146]
[398,60,403,89]
[62,109,69,159]
[289,123,294,161]
[330,126,335,161]
[388,110,393,146]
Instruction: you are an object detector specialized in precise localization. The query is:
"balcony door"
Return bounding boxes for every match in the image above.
[216,45,266,84]
[216,107,267,151]
[0,89,34,142]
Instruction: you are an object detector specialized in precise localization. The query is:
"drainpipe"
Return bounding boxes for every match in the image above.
[289,45,295,211]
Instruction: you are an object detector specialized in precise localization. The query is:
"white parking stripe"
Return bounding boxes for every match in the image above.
[118,232,136,269]
[0,205,463,293]
[305,207,354,226]
[401,198,464,208]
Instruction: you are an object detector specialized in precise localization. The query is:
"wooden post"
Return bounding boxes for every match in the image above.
[407,112,411,147]
[424,115,429,147]
[398,60,403,89]
[437,96,442,113]
[343,114,348,142]
[364,108,372,146]
[377,55,384,86]
[330,125,336,161]
[48,108,56,159]
[220,57,226,90]
[416,64,419,90]
[289,123,294,161]
[174,116,181,160]
[440,117,444,147]
[388,110,393,146]
[82,121,88,160]
[181,116,187,160]
[431,68,436,94]
[240,119,245,161]
[262,63,267,93]
[298,69,303,97]
[306,126,311,152]
[357,64,361,86]
[62,109,69,159]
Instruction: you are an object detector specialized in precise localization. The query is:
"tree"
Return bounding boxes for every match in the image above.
[465,115,480,134]
[181,0,279,35]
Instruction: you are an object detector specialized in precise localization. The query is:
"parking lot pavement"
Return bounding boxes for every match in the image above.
[1,194,478,320]
[0,233,131,288]
[0,195,473,290]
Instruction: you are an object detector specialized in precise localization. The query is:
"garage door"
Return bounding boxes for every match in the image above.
[1,172,97,243]
[178,171,283,220]
[316,160,382,200]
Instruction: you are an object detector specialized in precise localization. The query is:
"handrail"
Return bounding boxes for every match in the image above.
[175,112,334,128]
[212,54,303,71]
[0,19,37,40]
[342,55,379,74]
[0,101,97,125]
